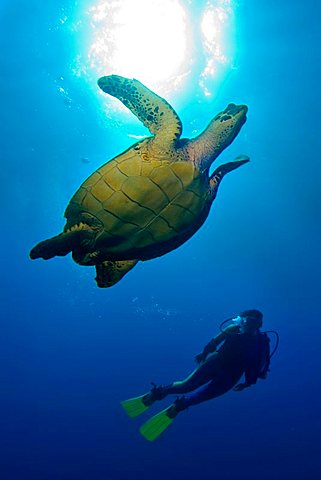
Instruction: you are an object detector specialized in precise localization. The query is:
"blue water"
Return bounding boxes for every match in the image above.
[1,1,321,479]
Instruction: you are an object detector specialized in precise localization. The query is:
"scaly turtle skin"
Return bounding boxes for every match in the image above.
[30,75,249,287]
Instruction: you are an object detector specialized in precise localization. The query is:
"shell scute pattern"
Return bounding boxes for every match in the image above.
[159,203,195,232]
[149,166,181,201]
[175,189,205,216]
[102,165,127,192]
[141,162,155,176]
[102,189,154,228]
[78,154,205,249]
[117,158,141,177]
[97,204,140,238]
[91,179,114,203]
[170,162,195,188]
[81,191,103,214]
[121,175,168,213]
[69,186,87,207]
[143,216,176,242]
[111,220,140,238]
[81,171,101,188]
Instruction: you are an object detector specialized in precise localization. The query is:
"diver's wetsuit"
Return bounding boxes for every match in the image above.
[161,328,270,410]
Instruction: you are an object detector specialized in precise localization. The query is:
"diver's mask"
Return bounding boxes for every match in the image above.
[232,315,247,332]
[233,315,263,333]
[232,316,246,326]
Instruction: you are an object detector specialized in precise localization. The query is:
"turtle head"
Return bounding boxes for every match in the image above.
[190,103,248,171]
[211,103,248,151]
[221,103,248,124]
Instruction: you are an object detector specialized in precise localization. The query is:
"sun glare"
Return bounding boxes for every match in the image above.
[69,0,235,101]
[88,0,189,93]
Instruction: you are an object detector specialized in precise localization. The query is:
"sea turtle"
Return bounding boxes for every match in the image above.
[30,75,249,287]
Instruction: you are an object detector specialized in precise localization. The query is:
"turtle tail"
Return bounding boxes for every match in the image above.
[30,223,96,260]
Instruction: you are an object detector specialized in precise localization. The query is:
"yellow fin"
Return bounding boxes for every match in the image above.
[121,394,150,418]
[139,407,174,441]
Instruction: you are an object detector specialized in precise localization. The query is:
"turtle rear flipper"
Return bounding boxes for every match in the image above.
[30,224,96,260]
[95,259,138,288]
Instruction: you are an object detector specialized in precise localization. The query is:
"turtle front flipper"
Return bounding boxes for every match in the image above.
[30,224,96,260]
[209,155,250,198]
[95,259,138,288]
[97,75,182,147]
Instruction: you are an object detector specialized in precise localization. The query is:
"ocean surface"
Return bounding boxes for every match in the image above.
[1,1,321,479]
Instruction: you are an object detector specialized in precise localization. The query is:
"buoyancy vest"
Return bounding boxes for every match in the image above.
[215,331,270,382]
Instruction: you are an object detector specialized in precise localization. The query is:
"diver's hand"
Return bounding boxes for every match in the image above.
[233,382,250,392]
[258,369,270,380]
[195,352,207,364]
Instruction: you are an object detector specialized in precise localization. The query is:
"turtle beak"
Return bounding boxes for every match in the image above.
[225,104,248,124]
[226,104,248,115]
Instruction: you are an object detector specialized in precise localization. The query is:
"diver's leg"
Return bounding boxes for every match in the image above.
[162,356,221,395]
[172,372,243,414]
[142,357,219,406]
[156,377,242,423]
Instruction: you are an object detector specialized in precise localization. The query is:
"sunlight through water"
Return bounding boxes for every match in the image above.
[76,0,235,98]
[88,0,188,91]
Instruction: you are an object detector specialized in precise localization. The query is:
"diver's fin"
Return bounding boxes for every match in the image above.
[139,407,175,441]
[121,394,150,418]
[95,259,138,288]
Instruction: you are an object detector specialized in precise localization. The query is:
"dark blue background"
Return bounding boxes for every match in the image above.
[1,1,320,479]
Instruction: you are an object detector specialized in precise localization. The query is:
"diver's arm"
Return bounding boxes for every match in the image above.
[195,324,239,364]
[234,373,258,391]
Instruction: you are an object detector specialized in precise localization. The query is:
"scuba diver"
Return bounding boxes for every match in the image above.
[121,309,276,441]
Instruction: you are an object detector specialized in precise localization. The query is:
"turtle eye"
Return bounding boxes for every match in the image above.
[220,114,232,122]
